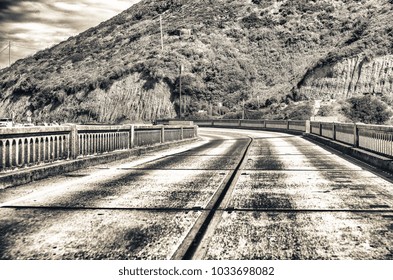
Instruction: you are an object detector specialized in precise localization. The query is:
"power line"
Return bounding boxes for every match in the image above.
[0,40,43,68]
[0,45,8,54]
[0,37,32,41]
[0,42,8,49]
[12,43,40,51]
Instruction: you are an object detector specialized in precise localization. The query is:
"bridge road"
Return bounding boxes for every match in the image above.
[0,127,393,259]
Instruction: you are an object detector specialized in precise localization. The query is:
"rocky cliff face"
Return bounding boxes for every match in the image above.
[89,74,177,122]
[297,55,393,100]
[0,72,177,123]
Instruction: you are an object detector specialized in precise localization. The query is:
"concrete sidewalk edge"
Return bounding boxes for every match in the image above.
[0,138,199,190]
[304,133,393,174]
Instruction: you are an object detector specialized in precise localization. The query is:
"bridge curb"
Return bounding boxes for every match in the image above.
[0,138,199,190]
[196,124,304,136]
[304,133,393,174]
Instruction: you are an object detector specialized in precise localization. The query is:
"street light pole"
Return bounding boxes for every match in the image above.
[9,41,11,67]
[179,64,183,119]
[242,99,245,120]
[160,15,164,51]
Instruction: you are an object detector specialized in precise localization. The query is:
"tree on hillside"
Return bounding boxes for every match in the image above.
[283,102,313,120]
[341,95,392,124]
[316,104,335,117]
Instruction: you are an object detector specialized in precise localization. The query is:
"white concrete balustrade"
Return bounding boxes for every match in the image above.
[192,119,393,158]
[310,122,393,157]
[0,124,197,172]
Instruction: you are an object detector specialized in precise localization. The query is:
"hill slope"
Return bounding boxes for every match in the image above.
[0,0,392,123]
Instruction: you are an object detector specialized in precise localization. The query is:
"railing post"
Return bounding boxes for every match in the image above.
[264,120,267,129]
[305,120,310,134]
[1,140,5,170]
[69,125,78,159]
[333,123,336,140]
[181,127,184,140]
[319,122,322,136]
[20,139,26,167]
[161,126,165,143]
[354,123,359,148]
[25,139,30,164]
[15,140,19,167]
[129,125,135,149]
[286,121,290,131]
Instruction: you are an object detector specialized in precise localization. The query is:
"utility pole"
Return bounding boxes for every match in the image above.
[160,15,164,51]
[8,41,11,67]
[179,64,183,119]
[242,99,245,120]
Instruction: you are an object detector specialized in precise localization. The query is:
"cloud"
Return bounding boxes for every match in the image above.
[0,0,141,68]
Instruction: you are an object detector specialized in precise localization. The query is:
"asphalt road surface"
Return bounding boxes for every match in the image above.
[0,127,392,260]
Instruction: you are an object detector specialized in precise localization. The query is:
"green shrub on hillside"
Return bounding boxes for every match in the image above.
[284,103,314,120]
[70,53,84,63]
[341,95,392,124]
[317,104,335,117]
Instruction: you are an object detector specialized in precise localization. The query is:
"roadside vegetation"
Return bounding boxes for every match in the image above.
[341,95,393,124]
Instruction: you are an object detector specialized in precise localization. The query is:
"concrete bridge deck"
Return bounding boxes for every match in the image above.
[0,127,392,259]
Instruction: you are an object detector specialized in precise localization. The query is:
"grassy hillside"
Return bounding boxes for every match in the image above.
[0,0,392,123]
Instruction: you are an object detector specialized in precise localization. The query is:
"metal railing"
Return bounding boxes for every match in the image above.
[77,125,130,157]
[334,123,354,145]
[0,127,71,170]
[310,122,393,158]
[0,124,197,172]
[192,118,393,158]
[134,127,162,147]
[193,119,307,132]
[357,125,393,156]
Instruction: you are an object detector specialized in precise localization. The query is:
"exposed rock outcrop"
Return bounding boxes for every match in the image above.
[297,55,393,100]
[0,73,177,123]
[88,74,177,122]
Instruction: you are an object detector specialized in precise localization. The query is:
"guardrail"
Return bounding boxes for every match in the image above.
[191,118,393,158]
[0,124,197,172]
[310,121,393,158]
[191,119,307,133]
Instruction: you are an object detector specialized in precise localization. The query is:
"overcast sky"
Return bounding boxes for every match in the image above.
[0,0,142,69]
